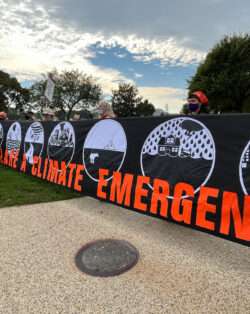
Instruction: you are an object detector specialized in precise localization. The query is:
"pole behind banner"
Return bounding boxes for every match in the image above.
[44,74,55,103]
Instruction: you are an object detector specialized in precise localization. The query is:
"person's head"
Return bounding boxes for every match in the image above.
[43,108,55,121]
[187,91,209,114]
[97,101,115,119]
[72,113,80,121]
[24,111,35,121]
[0,111,7,120]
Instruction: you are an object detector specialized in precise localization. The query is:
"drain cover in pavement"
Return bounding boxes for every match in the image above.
[75,239,139,277]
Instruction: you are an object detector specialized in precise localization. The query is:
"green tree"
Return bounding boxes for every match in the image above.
[136,99,155,116]
[112,83,155,117]
[0,70,29,113]
[188,35,250,113]
[30,70,102,120]
[112,83,142,117]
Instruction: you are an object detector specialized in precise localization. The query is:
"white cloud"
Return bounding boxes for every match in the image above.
[0,1,206,78]
[138,87,186,113]
[0,0,206,104]
[1,0,248,117]
[0,0,189,115]
[134,73,143,78]
[114,52,127,59]
[5,1,246,114]
[38,0,250,52]
[99,35,205,66]
[0,0,134,93]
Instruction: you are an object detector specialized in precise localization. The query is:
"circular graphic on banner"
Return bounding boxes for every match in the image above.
[239,141,250,195]
[47,122,75,166]
[140,117,216,198]
[24,122,44,165]
[0,123,3,147]
[83,119,127,181]
[6,122,22,153]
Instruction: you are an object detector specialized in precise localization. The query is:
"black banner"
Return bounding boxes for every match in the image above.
[1,115,250,246]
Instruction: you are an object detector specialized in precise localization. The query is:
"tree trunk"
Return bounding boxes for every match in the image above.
[66,107,73,121]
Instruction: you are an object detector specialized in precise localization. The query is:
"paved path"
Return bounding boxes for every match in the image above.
[0,197,250,314]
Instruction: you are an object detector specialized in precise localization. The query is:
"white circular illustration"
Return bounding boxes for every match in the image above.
[239,141,250,195]
[24,122,44,165]
[0,123,3,147]
[140,117,216,198]
[6,122,22,153]
[47,122,75,166]
[83,119,127,181]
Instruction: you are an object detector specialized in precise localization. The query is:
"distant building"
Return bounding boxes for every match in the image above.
[158,135,192,158]
[242,149,250,168]
[153,109,168,117]
[158,135,180,157]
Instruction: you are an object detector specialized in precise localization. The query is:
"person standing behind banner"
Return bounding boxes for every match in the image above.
[0,111,8,120]
[97,101,116,119]
[95,101,115,203]
[24,110,36,121]
[181,91,209,115]
[42,108,56,121]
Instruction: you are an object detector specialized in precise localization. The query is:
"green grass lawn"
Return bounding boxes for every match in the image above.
[0,165,81,208]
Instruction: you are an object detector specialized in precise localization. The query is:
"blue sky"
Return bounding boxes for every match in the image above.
[91,45,197,89]
[0,0,249,112]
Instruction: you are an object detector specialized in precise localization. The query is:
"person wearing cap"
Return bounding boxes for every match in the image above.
[0,111,7,120]
[97,101,116,119]
[181,91,209,115]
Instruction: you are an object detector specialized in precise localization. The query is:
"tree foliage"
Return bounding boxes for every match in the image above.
[0,70,29,113]
[30,70,102,120]
[136,99,155,116]
[112,83,155,117]
[112,83,141,117]
[188,35,250,113]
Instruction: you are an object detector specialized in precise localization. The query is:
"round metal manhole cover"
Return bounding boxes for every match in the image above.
[75,239,139,277]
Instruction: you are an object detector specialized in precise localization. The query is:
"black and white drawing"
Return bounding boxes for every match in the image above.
[0,123,3,147]
[239,142,250,194]
[47,122,75,165]
[24,122,44,164]
[140,117,216,198]
[6,122,22,153]
[83,119,127,181]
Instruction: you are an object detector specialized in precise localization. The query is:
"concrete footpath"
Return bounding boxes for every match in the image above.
[0,197,250,314]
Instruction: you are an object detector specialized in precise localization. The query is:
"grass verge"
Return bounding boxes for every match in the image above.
[0,165,81,208]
